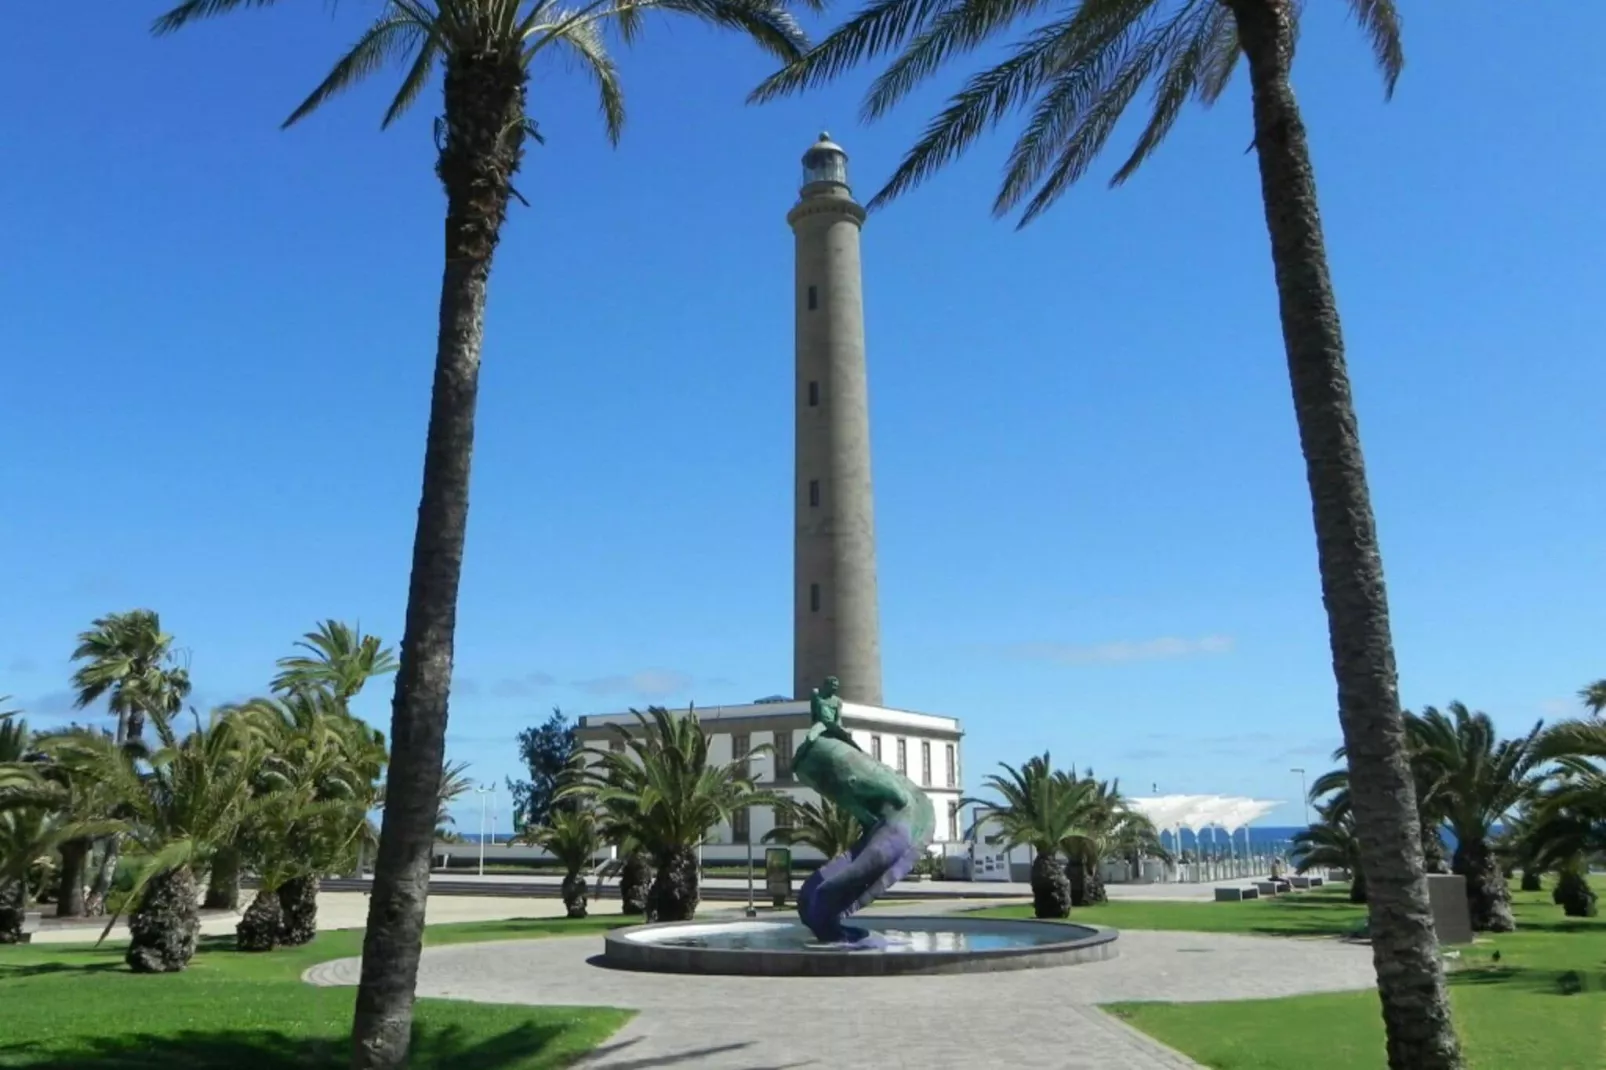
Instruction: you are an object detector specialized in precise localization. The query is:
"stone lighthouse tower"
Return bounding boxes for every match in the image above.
[790,133,884,706]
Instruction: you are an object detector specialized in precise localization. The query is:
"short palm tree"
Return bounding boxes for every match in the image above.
[964,754,1080,919]
[1311,729,1451,877]
[233,692,387,949]
[752,3,1460,1065]
[516,806,602,917]
[1529,719,1606,917]
[1055,770,1157,907]
[763,796,863,860]
[1410,703,1544,933]
[564,706,778,922]
[0,807,65,943]
[46,709,259,972]
[153,0,809,1057]
[211,623,395,915]
[1291,802,1366,903]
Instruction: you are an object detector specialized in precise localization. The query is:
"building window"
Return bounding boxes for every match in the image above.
[608,738,625,754]
[732,732,751,764]
[948,801,959,842]
[774,801,795,830]
[809,583,820,613]
[945,743,956,788]
[774,730,794,781]
[871,735,882,762]
[808,381,819,407]
[733,806,750,844]
[920,741,932,786]
[896,738,907,775]
[807,285,817,310]
[808,480,820,507]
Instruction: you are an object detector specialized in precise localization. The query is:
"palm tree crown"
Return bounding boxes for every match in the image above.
[750,0,1400,224]
[270,621,399,704]
[156,0,812,140]
[70,610,191,745]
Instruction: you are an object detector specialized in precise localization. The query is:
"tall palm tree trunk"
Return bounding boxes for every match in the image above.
[1227,2,1461,1067]
[55,838,91,917]
[349,52,529,1070]
[204,843,241,911]
[84,835,121,916]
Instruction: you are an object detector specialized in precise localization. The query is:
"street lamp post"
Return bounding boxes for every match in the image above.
[745,807,757,918]
[1291,767,1310,827]
[476,784,494,877]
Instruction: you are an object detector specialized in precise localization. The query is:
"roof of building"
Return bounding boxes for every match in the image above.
[576,699,961,734]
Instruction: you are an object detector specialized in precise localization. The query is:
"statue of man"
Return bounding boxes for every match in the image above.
[808,675,861,751]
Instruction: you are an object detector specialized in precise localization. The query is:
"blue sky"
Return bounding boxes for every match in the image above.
[4,3,1602,831]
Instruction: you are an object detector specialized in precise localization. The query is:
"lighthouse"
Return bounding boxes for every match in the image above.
[789,133,884,706]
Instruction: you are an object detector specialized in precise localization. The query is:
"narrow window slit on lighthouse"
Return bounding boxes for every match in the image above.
[807,381,819,406]
[808,480,820,507]
[810,583,821,612]
[807,285,818,310]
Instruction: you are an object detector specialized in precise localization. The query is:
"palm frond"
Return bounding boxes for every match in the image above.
[284,13,430,129]
[1345,0,1402,99]
[151,0,283,36]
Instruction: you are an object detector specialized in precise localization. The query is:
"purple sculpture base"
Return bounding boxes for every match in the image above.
[798,820,922,943]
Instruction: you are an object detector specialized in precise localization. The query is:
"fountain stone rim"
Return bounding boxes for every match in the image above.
[600,914,1120,977]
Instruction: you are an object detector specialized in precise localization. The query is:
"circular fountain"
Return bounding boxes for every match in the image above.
[602,914,1118,976]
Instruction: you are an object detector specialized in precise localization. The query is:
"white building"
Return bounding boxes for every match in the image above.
[574,698,965,863]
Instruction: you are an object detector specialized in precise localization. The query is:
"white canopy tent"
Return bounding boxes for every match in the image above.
[1127,795,1282,857]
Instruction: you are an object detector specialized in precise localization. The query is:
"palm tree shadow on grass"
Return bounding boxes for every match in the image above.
[0,1022,570,1069]
[1450,965,1606,998]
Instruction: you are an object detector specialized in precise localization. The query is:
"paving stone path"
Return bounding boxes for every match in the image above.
[306,926,1377,1069]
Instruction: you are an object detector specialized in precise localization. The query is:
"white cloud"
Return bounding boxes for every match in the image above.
[1002,635,1235,665]
[574,669,696,699]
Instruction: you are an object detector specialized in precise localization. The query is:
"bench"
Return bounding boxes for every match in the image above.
[1215,886,1260,902]
[1274,880,1292,894]
[19,912,41,945]
[1252,881,1279,895]
[1289,876,1322,890]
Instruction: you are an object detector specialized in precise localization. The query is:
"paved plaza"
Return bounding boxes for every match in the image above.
[306,917,1379,1070]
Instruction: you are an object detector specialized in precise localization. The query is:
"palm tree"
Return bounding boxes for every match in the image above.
[516,806,602,917]
[46,709,259,972]
[1291,801,1366,903]
[70,611,193,915]
[434,760,477,833]
[209,623,397,913]
[149,3,811,1060]
[1581,679,1606,718]
[233,692,388,949]
[1410,703,1543,933]
[70,610,190,746]
[1055,770,1158,907]
[751,4,1460,1065]
[1529,719,1606,917]
[1312,732,1450,877]
[963,754,1080,919]
[270,621,400,703]
[564,706,778,921]
[764,796,862,860]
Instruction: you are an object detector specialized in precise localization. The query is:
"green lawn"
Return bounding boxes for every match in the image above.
[1033,884,1606,1070]
[0,916,632,1069]
[969,883,1371,936]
